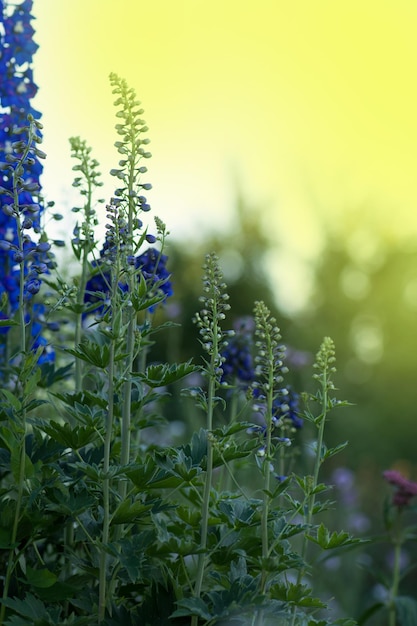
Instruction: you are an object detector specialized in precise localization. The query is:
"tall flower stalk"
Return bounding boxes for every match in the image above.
[251,301,288,593]
[109,72,153,481]
[191,253,231,626]
[289,337,338,626]
[299,337,336,572]
[0,113,45,626]
[69,136,102,391]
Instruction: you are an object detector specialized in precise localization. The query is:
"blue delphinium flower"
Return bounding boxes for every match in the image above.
[272,386,303,429]
[0,0,40,116]
[220,316,255,387]
[0,0,52,362]
[252,385,302,431]
[135,247,173,302]
[84,245,172,318]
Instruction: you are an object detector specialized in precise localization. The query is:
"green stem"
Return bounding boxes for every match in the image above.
[221,389,238,492]
[299,377,327,582]
[260,355,275,593]
[289,375,328,626]
[388,518,403,626]
[98,250,120,622]
[98,338,116,623]
[192,374,215,601]
[74,210,91,392]
[119,124,138,489]
[191,316,219,626]
[66,182,93,593]
[120,307,135,492]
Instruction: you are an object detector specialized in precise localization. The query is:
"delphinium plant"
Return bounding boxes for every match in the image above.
[0,1,399,625]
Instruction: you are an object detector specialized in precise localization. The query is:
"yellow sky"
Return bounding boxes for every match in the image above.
[31,0,417,310]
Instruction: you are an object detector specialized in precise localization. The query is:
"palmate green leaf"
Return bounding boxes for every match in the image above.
[70,461,131,481]
[64,340,126,368]
[188,428,208,463]
[1,593,49,620]
[137,360,197,388]
[171,597,213,620]
[270,582,326,609]
[38,420,100,450]
[213,437,259,469]
[45,488,95,517]
[116,531,157,583]
[53,390,108,411]
[112,498,154,524]
[125,458,158,489]
[37,361,73,389]
[307,522,362,551]
[151,449,201,486]
[218,499,259,528]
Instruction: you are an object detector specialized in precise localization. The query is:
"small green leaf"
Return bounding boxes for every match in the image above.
[139,360,197,388]
[0,318,18,327]
[1,388,22,412]
[323,441,349,461]
[112,499,153,524]
[26,565,58,588]
[1,592,49,620]
[317,522,330,548]
[171,597,213,620]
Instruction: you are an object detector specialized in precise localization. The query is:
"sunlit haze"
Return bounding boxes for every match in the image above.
[32,0,417,313]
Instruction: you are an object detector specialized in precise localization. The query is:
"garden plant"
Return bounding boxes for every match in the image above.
[0,2,417,625]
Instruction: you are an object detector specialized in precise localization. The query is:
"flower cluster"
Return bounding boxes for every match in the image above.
[383,469,417,509]
[84,244,172,317]
[220,315,255,387]
[0,0,39,116]
[272,385,302,429]
[0,0,53,364]
[250,301,302,428]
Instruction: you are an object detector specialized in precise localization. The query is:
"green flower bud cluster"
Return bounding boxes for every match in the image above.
[252,300,288,399]
[313,336,336,391]
[109,72,152,212]
[193,252,233,380]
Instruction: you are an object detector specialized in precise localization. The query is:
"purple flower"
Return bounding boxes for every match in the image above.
[383,469,417,509]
